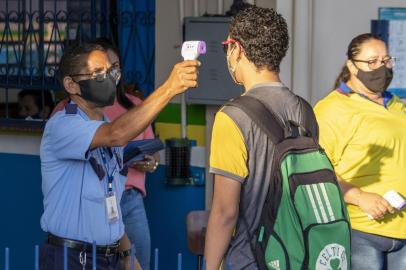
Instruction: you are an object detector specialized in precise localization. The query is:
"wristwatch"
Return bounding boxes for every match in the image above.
[119,249,134,258]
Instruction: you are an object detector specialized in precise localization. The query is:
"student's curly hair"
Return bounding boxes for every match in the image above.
[229,5,289,73]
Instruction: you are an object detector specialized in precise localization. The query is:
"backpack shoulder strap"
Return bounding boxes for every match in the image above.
[225,95,285,144]
[298,97,319,142]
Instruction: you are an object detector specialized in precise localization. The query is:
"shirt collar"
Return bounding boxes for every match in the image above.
[248,82,285,91]
[337,81,393,108]
[337,81,352,95]
[67,100,109,122]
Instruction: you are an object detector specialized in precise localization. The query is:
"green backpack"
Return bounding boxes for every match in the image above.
[228,95,351,270]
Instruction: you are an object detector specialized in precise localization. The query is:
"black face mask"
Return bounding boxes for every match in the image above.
[356,65,393,93]
[77,74,116,107]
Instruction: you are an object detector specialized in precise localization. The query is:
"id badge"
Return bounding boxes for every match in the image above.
[105,193,119,223]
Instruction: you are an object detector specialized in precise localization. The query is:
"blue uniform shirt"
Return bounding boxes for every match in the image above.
[40,104,125,245]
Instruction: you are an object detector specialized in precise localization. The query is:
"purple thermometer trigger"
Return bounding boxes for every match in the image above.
[398,201,406,210]
[198,41,206,55]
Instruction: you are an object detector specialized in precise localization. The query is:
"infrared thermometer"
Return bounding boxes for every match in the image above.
[367,190,405,219]
[181,41,206,60]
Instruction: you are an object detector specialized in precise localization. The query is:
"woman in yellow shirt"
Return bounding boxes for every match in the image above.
[314,33,406,270]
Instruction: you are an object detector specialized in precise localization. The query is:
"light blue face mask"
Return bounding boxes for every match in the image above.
[226,46,242,85]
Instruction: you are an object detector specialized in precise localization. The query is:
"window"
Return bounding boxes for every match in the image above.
[0,0,155,132]
[0,0,115,131]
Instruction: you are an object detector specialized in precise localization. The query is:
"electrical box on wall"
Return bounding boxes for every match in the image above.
[184,17,244,105]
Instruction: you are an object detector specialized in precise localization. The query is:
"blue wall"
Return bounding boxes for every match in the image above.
[0,153,44,270]
[145,167,205,270]
[0,153,205,269]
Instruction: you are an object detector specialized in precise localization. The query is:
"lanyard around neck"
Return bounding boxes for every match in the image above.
[100,147,119,193]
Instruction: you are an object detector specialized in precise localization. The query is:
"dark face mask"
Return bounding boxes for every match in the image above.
[356,65,393,93]
[77,74,116,107]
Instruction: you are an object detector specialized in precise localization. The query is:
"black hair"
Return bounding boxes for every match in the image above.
[334,33,385,89]
[225,0,251,17]
[59,42,105,82]
[18,89,55,113]
[93,37,120,59]
[229,4,289,72]
[93,37,135,110]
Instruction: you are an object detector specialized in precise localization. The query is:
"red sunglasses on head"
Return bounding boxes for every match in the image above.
[221,39,244,54]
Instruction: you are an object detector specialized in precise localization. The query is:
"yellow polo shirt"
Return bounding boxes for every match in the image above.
[210,111,248,181]
[314,90,406,238]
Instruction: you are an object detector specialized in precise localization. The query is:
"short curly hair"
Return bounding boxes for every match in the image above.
[229,5,289,73]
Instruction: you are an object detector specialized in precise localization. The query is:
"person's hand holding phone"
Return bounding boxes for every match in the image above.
[131,154,159,173]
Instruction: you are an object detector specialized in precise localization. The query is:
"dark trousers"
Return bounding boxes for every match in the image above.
[40,243,120,270]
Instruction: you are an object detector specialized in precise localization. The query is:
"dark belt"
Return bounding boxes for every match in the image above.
[47,234,120,257]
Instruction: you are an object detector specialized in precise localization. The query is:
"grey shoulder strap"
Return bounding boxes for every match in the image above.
[225,95,285,144]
